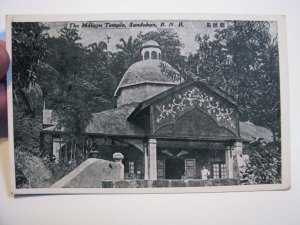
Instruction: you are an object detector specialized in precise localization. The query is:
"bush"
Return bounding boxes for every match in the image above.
[241,141,281,184]
[42,154,88,185]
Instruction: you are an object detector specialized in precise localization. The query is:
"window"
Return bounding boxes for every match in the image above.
[186,160,195,167]
[129,162,134,174]
[220,164,226,178]
[151,51,158,59]
[213,164,219,178]
[144,51,149,60]
[213,163,226,179]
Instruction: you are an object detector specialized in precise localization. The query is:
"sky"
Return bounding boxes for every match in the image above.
[47,20,278,56]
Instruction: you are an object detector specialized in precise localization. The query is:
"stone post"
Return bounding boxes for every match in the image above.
[148,139,157,180]
[113,152,124,180]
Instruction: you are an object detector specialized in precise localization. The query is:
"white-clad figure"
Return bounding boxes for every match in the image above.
[201,166,210,180]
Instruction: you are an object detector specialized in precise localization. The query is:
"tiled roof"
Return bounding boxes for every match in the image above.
[85,103,146,136]
[43,103,145,136]
[239,121,273,143]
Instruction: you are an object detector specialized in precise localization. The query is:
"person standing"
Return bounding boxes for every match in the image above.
[201,165,210,180]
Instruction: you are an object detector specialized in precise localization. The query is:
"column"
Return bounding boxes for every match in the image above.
[52,138,61,163]
[148,139,157,180]
[144,143,149,180]
[232,141,243,180]
[226,146,234,179]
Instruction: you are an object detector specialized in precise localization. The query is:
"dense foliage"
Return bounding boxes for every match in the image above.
[12,23,47,153]
[12,23,49,92]
[241,140,281,184]
[192,22,280,140]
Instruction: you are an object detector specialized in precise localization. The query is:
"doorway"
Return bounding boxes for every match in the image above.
[165,158,185,179]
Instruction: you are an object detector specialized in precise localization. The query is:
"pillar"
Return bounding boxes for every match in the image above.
[52,138,61,163]
[226,146,234,179]
[144,143,149,180]
[148,139,157,180]
[232,141,243,180]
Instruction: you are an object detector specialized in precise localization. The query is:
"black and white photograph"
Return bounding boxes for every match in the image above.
[6,14,289,194]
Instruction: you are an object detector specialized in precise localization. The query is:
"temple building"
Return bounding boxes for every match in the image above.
[41,40,273,181]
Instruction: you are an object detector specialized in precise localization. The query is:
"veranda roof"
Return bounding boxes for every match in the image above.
[239,121,273,143]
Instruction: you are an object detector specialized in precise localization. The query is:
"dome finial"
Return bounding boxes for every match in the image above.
[141,40,161,60]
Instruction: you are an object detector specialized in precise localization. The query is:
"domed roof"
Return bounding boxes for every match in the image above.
[114,59,181,96]
[141,40,161,49]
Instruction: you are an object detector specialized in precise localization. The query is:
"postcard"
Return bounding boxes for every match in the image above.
[6,14,290,194]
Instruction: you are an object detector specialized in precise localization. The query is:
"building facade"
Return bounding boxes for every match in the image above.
[41,40,269,182]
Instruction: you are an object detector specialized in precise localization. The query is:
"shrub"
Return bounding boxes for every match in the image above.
[241,141,281,184]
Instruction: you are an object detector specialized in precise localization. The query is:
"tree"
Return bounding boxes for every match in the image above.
[84,41,117,111]
[12,22,50,187]
[190,21,280,140]
[44,25,93,164]
[190,22,281,184]
[116,36,141,69]
[241,140,281,184]
[12,22,49,91]
[12,22,49,114]
[12,22,49,153]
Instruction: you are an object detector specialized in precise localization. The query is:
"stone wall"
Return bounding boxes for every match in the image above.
[102,179,238,188]
[51,158,123,188]
[51,157,238,188]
